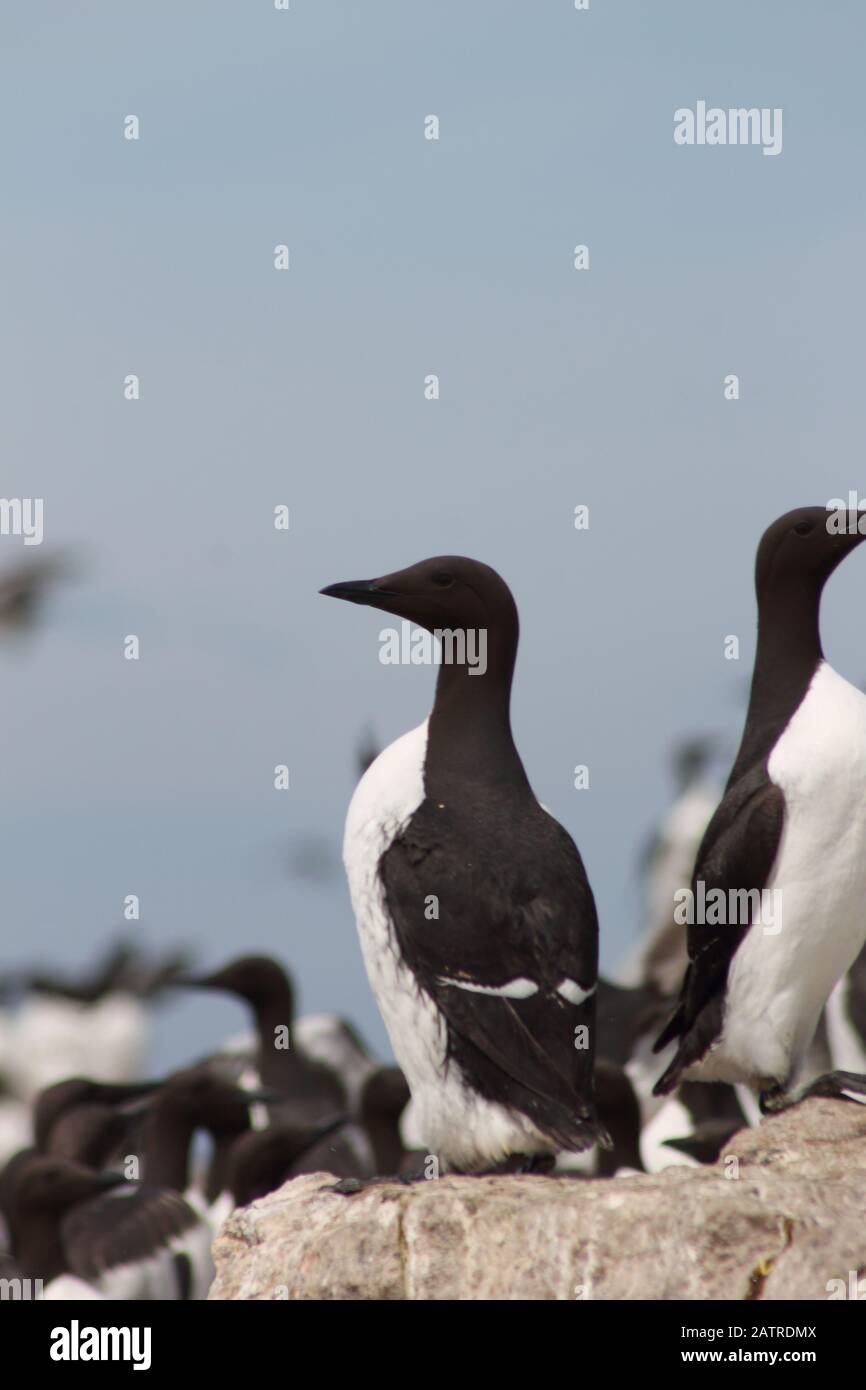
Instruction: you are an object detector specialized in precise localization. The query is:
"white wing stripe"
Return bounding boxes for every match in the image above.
[556,979,596,1005]
[438,976,538,999]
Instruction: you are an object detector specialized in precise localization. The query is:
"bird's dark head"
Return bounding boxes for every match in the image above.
[320,555,516,645]
[755,505,866,601]
[154,1069,277,1133]
[180,955,294,1013]
[360,1065,411,1122]
[33,1076,162,1151]
[9,1155,125,1215]
[227,1116,346,1206]
[323,556,526,790]
[45,1103,125,1164]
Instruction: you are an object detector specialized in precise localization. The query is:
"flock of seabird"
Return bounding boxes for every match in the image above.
[2,504,866,1298]
[0,944,411,1297]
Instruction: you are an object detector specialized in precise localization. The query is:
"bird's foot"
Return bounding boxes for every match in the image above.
[516,1153,556,1175]
[760,1071,866,1115]
[480,1152,555,1176]
[797,1071,866,1104]
[758,1085,791,1115]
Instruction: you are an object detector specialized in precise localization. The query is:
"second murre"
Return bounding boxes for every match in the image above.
[49,1319,151,1370]
[321,555,609,1174]
[654,506,866,1111]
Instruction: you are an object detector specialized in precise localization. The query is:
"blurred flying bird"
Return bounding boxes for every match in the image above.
[0,552,78,638]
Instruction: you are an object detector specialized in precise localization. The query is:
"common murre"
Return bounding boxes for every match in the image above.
[33,1076,160,1154]
[357,1065,411,1175]
[134,1068,270,1196]
[0,1152,126,1295]
[9,1072,277,1299]
[321,555,608,1173]
[180,955,348,1126]
[588,978,748,1171]
[225,1115,351,1206]
[653,506,866,1111]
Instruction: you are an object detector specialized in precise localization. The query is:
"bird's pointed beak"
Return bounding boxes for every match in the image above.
[319,579,398,607]
[173,972,218,991]
[95,1170,130,1190]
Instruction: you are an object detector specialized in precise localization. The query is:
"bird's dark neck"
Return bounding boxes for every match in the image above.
[728,580,823,786]
[12,1215,68,1283]
[142,1107,194,1190]
[364,1110,404,1175]
[206,1130,245,1203]
[425,632,531,800]
[231,1158,282,1209]
[253,995,295,1089]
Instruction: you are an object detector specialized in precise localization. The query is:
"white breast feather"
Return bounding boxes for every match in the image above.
[695,663,866,1088]
[343,720,552,1169]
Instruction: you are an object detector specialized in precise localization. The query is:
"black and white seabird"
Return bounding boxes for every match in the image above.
[263,1065,410,1182]
[292,1012,378,1112]
[225,1116,351,1206]
[1,1149,214,1301]
[28,1072,274,1299]
[0,1151,126,1297]
[321,555,607,1173]
[33,1076,160,1154]
[654,506,866,1111]
[181,955,348,1126]
[357,1065,411,1175]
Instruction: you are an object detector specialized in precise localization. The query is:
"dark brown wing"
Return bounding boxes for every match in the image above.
[653,769,785,1093]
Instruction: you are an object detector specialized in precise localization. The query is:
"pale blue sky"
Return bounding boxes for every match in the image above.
[2,1,865,1068]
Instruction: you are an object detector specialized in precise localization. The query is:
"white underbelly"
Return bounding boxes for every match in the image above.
[696,663,866,1088]
[96,1221,214,1300]
[825,976,866,1073]
[343,720,550,1169]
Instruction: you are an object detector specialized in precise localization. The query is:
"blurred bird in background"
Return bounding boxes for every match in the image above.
[0,552,79,640]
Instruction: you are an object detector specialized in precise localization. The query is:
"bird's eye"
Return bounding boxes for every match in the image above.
[793,520,815,536]
[431,572,455,588]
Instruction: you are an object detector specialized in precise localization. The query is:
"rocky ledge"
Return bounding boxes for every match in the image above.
[209,1098,866,1301]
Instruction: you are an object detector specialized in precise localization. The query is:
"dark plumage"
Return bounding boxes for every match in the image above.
[324,555,608,1170]
[180,955,347,1124]
[654,507,866,1108]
